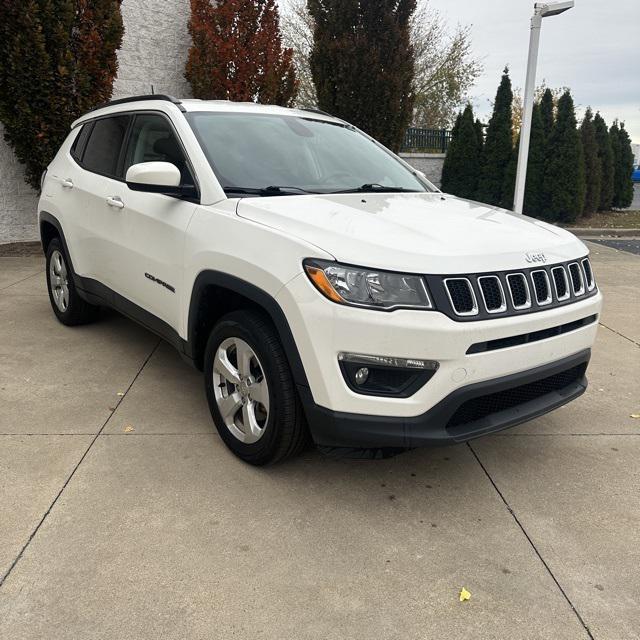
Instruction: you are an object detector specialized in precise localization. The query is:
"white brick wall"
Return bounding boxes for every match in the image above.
[0,0,192,243]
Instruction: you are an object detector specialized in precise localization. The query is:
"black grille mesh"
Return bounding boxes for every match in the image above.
[507,274,528,307]
[479,277,503,311]
[552,267,568,298]
[531,271,549,303]
[569,263,583,293]
[447,365,585,429]
[446,279,475,314]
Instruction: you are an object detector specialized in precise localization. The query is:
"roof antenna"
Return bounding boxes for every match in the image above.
[151,84,155,95]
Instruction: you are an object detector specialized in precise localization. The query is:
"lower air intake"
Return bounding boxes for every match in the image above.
[446,364,585,430]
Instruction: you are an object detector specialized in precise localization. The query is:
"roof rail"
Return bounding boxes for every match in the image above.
[87,94,186,114]
[298,106,335,118]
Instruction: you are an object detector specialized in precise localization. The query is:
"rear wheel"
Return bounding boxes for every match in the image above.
[204,310,307,465]
[46,238,99,325]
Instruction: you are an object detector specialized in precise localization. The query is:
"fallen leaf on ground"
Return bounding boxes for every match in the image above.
[123,425,134,433]
[459,587,471,602]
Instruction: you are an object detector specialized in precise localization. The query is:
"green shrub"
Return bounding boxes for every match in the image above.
[308,0,416,152]
[0,0,123,190]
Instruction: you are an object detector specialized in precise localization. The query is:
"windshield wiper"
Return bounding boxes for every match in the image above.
[223,185,319,196]
[330,183,421,194]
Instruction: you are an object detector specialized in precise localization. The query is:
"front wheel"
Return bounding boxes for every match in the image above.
[204,310,307,465]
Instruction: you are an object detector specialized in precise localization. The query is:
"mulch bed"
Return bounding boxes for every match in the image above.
[0,241,42,257]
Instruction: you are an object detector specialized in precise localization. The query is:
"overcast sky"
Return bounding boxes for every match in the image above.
[427,0,640,142]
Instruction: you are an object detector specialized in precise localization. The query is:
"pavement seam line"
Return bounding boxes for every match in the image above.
[598,322,640,348]
[0,270,44,291]
[0,338,161,589]
[467,442,596,640]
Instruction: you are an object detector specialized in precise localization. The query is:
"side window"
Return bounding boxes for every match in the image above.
[70,123,93,162]
[123,114,194,186]
[82,115,130,178]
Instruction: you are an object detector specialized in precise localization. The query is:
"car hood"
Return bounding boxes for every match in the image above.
[236,192,587,273]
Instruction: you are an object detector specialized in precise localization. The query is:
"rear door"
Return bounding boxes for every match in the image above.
[76,114,132,288]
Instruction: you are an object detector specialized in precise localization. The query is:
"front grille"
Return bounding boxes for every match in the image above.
[425,256,597,321]
[446,364,585,429]
[551,266,569,300]
[506,273,530,308]
[531,270,552,305]
[568,262,585,295]
[478,276,505,312]
[445,278,477,315]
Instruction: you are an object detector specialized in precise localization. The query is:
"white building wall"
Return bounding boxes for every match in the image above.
[0,0,192,244]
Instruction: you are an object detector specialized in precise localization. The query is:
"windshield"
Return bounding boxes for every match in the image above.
[186,111,433,195]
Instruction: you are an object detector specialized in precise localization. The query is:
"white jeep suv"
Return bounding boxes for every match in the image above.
[39,95,602,464]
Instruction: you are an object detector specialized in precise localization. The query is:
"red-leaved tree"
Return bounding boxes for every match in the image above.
[186,0,297,106]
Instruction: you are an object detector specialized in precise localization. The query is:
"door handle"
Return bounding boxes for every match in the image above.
[61,178,74,189]
[106,196,125,209]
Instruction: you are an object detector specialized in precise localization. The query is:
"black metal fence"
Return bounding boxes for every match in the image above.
[401,128,452,153]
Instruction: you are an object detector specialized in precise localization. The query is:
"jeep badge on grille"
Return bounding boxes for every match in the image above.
[525,251,547,264]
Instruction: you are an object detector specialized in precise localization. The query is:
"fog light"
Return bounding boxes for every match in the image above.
[354,367,369,385]
[338,352,439,398]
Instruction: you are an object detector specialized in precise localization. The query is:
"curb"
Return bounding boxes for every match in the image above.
[565,228,639,238]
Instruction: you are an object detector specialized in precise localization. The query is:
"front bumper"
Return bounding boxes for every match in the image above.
[301,349,590,448]
[276,273,601,447]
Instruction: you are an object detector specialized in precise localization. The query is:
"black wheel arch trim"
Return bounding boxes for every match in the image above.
[38,211,84,289]
[186,270,311,389]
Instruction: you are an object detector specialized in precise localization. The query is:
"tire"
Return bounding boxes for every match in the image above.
[45,238,99,326]
[204,309,307,465]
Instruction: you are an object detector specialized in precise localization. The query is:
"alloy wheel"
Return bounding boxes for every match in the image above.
[212,337,270,444]
[49,249,70,313]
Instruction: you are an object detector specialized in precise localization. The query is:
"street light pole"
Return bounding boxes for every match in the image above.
[513,1,574,214]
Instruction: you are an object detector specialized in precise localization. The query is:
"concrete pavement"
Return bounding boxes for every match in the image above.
[0,244,638,639]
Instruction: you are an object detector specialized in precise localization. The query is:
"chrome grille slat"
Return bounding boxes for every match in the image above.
[568,262,585,296]
[478,275,506,313]
[582,258,595,290]
[506,273,531,309]
[531,270,552,305]
[551,266,570,301]
[444,278,478,316]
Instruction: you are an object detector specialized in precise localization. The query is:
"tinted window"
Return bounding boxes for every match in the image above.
[70,123,93,161]
[123,113,194,185]
[82,116,130,177]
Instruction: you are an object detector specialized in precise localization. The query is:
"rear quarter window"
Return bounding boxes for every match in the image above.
[70,123,93,162]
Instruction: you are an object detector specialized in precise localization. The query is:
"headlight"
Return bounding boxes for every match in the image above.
[303,259,433,310]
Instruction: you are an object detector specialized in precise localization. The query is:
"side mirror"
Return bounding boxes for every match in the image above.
[126,162,195,197]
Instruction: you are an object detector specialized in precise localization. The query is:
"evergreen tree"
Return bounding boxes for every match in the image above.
[523,102,546,217]
[594,112,614,211]
[542,91,585,223]
[500,135,517,210]
[440,104,480,199]
[476,67,513,206]
[308,0,416,151]
[440,111,462,193]
[474,118,484,154]
[540,88,554,143]
[610,122,634,209]
[186,0,297,106]
[0,0,123,189]
[579,108,602,216]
